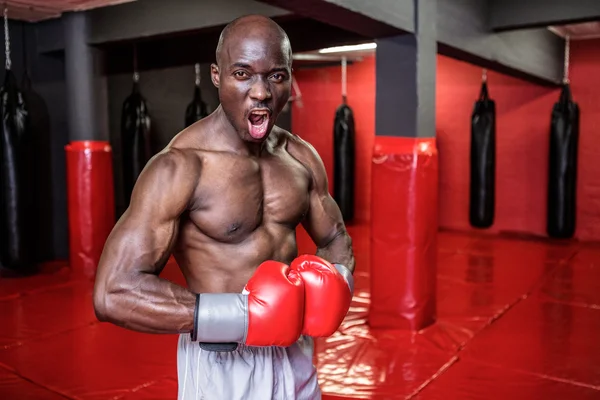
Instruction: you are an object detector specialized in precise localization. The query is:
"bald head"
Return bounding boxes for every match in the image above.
[216,15,292,66]
[210,15,293,143]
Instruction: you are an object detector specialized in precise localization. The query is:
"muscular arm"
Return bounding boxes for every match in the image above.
[93,149,200,334]
[289,136,355,273]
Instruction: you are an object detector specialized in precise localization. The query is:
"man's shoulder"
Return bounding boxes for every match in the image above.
[273,127,326,184]
[147,146,200,171]
[274,126,320,162]
[140,146,203,190]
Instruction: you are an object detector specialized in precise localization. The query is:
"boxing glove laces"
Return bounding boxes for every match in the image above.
[190,260,305,347]
[291,254,354,337]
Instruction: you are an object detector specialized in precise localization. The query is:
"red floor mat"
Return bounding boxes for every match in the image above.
[0,366,67,399]
[0,323,178,400]
[461,295,600,389]
[413,359,600,400]
[1,228,599,399]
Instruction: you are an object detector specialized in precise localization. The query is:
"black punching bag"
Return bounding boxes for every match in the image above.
[185,64,208,127]
[121,78,152,206]
[333,98,355,222]
[0,69,30,270]
[22,66,52,263]
[547,83,579,238]
[469,80,496,228]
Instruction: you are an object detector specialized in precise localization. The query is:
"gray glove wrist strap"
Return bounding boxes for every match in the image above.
[333,263,354,295]
[192,293,248,343]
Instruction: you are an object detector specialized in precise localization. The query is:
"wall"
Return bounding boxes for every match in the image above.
[436,55,558,237]
[437,39,600,241]
[292,39,600,242]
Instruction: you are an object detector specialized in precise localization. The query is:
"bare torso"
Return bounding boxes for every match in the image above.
[169,126,311,294]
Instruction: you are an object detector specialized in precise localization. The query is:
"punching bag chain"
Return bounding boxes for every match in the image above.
[195,63,201,87]
[563,35,570,84]
[4,7,10,71]
[132,44,139,83]
[341,56,347,103]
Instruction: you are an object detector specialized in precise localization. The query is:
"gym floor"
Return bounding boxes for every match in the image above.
[1,224,600,399]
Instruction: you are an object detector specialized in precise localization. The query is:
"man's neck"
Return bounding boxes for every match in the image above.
[214,106,268,157]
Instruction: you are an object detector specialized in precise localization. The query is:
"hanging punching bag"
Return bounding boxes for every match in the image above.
[21,28,53,264]
[547,83,579,238]
[121,79,152,207]
[469,80,496,228]
[185,64,208,127]
[0,69,31,271]
[185,86,208,127]
[333,99,355,222]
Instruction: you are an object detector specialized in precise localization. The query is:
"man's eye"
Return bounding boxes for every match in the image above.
[271,73,285,81]
[234,71,248,78]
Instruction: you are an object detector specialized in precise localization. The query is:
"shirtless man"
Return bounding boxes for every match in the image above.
[93,15,355,400]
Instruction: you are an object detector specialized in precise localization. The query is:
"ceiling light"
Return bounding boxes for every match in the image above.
[318,42,377,54]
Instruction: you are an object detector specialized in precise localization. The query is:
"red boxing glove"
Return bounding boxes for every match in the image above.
[291,255,354,337]
[244,260,305,346]
[192,260,305,347]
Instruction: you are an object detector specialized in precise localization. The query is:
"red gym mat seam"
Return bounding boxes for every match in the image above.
[0,280,88,302]
[0,363,74,399]
[114,377,179,399]
[0,320,98,352]
[456,357,600,392]
[405,356,460,399]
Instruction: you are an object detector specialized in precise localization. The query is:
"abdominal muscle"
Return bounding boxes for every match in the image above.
[171,220,300,294]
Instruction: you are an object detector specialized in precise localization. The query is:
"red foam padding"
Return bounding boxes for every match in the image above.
[65,140,115,279]
[369,136,438,330]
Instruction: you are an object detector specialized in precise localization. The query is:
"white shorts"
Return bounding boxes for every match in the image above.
[177,333,321,400]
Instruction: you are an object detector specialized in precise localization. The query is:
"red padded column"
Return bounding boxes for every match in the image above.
[65,141,115,279]
[369,136,438,330]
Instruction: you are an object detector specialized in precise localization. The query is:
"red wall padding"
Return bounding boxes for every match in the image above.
[293,39,600,242]
[569,39,600,241]
[368,137,438,330]
[65,141,115,279]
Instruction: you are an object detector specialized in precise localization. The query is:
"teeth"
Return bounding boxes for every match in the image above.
[251,111,268,116]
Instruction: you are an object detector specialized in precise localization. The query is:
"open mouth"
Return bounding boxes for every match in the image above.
[247,109,270,139]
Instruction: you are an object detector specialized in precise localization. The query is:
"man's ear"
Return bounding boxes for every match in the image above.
[210,63,220,88]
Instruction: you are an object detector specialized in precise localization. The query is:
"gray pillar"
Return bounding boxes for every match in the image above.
[369,0,438,331]
[375,0,436,138]
[64,12,108,142]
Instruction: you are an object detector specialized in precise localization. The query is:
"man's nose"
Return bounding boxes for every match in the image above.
[249,78,271,101]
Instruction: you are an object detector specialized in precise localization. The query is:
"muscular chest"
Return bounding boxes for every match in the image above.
[191,152,310,242]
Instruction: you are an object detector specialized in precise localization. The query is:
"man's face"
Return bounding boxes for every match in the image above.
[211,35,292,143]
